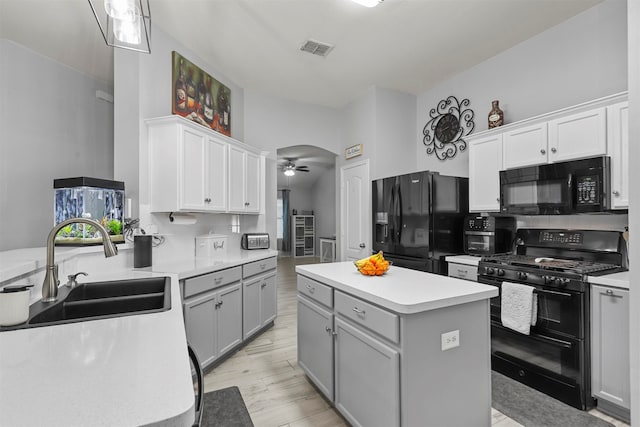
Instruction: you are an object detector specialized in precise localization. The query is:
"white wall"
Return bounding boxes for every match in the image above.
[374,88,417,179]
[244,90,341,155]
[627,0,639,422]
[0,40,114,251]
[415,0,628,178]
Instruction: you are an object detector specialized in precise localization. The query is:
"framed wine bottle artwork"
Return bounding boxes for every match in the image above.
[171,51,232,137]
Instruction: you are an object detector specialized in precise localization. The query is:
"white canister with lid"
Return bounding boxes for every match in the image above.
[0,284,33,326]
[195,234,228,258]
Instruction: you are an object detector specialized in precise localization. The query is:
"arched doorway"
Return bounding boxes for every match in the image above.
[276,145,337,258]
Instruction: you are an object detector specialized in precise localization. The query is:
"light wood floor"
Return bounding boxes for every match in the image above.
[203,256,627,427]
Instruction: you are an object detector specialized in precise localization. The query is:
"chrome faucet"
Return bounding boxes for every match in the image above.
[42,218,118,302]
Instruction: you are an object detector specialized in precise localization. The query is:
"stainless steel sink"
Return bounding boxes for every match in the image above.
[1,277,171,330]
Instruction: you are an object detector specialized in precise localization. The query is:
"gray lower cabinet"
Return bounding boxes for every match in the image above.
[591,285,630,421]
[297,273,492,427]
[334,317,400,427]
[243,257,277,339]
[183,282,242,369]
[297,295,334,401]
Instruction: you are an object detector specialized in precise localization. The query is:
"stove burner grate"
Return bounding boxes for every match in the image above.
[482,255,618,275]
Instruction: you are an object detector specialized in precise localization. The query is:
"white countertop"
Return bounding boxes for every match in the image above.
[150,249,278,279]
[296,261,498,314]
[445,255,482,267]
[587,271,630,290]
[0,270,194,427]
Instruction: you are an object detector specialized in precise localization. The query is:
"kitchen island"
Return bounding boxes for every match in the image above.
[296,261,498,427]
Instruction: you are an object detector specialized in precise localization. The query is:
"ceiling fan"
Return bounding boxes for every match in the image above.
[280,160,309,176]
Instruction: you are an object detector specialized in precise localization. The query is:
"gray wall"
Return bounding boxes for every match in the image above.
[0,40,113,250]
[415,0,628,178]
[311,165,337,245]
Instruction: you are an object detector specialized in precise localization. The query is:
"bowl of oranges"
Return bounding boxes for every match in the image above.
[354,251,391,276]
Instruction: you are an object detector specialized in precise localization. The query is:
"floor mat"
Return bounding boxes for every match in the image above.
[201,386,254,427]
[492,371,614,427]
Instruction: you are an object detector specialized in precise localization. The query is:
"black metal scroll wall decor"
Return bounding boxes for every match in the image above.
[422,96,475,160]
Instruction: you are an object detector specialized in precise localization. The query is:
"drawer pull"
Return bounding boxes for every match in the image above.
[214,277,223,284]
[261,283,267,288]
[306,284,315,294]
[457,269,467,275]
[352,307,366,316]
[605,289,614,295]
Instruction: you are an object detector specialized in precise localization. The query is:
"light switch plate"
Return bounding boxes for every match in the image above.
[441,330,460,351]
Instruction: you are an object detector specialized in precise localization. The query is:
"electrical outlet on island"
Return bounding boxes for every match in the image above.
[441,330,460,351]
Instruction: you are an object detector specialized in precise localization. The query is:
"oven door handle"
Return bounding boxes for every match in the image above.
[529,333,573,349]
[534,288,574,298]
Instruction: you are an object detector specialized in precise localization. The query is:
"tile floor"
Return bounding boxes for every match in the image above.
[203,256,628,427]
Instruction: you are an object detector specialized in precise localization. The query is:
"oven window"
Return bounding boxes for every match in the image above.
[492,324,580,380]
[489,285,583,338]
[467,235,490,252]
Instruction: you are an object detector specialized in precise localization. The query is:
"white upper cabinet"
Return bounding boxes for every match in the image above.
[503,108,607,169]
[547,107,607,163]
[147,116,261,214]
[228,146,260,214]
[503,123,548,169]
[469,133,503,212]
[607,102,629,209]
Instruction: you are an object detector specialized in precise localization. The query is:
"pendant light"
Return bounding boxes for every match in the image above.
[350,0,384,7]
[88,0,151,53]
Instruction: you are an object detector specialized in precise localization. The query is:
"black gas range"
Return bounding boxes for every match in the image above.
[478,228,627,410]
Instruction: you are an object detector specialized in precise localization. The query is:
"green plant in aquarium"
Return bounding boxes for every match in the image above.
[57,224,75,238]
[107,219,122,235]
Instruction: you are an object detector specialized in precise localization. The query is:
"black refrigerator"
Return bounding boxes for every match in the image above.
[372,171,468,275]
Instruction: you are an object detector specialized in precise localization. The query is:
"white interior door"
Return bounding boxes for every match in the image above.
[340,159,370,261]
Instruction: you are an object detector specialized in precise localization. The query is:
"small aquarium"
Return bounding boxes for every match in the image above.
[54,177,125,246]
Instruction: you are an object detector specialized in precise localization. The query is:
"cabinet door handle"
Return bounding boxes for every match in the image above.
[245,202,250,206]
[496,197,500,202]
[352,307,366,316]
[613,190,620,196]
[540,148,546,155]
[204,198,212,203]
[261,283,266,288]
[550,147,557,153]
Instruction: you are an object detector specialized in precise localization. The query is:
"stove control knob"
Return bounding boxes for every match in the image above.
[553,278,563,286]
[486,267,495,275]
[559,278,570,287]
[497,269,505,277]
[543,276,553,285]
[517,272,528,281]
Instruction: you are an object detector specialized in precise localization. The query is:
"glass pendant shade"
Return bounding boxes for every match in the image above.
[89,0,151,53]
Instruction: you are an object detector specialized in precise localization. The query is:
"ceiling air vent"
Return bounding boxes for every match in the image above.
[300,39,334,57]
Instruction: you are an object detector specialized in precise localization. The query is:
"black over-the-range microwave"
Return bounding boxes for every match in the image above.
[500,156,612,215]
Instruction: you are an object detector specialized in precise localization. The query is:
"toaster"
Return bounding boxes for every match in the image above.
[241,233,270,250]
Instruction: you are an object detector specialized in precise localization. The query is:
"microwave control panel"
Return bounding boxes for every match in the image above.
[576,175,599,205]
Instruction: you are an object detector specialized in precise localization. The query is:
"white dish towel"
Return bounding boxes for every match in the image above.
[501,282,538,335]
